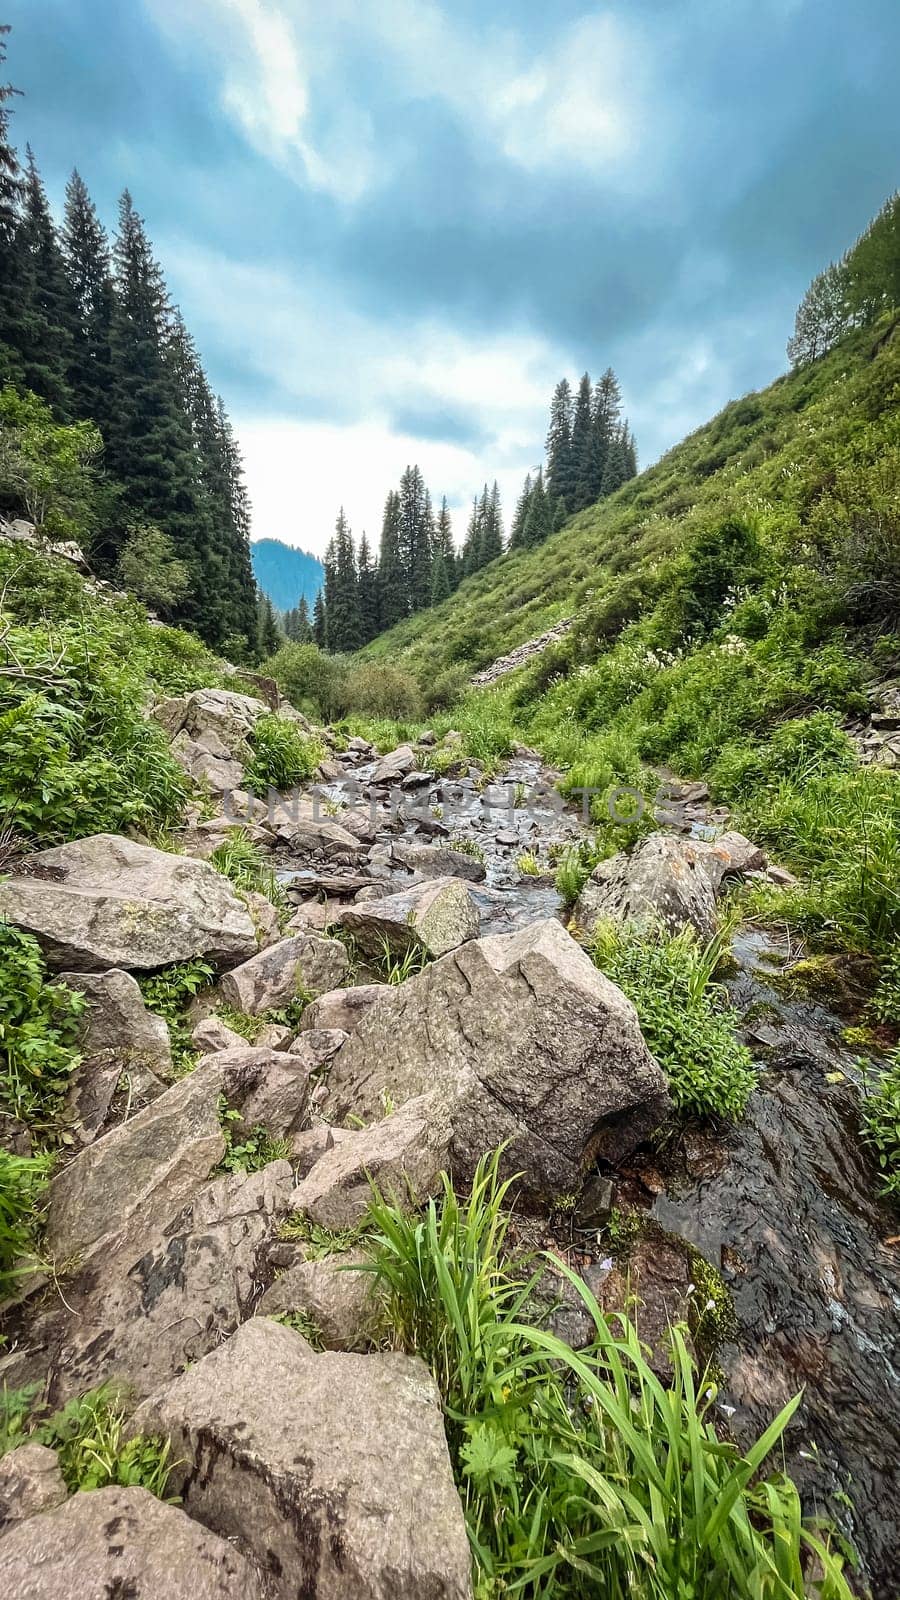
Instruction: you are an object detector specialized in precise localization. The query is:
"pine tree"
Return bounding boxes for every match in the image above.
[551,496,567,532]
[523,468,551,546]
[326,509,362,652]
[430,549,451,604]
[357,530,379,642]
[569,372,594,512]
[398,464,431,612]
[509,473,533,549]
[590,368,622,501]
[377,490,406,628]
[18,147,74,414]
[257,591,280,656]
[61,170,114,430]
[600,427,629,497]
[295,594,312,641]
[623,425,638,480]
[462,494,482,575]
[312,589,328,650]
[545,378,574,509]
[478,480,503,565]
[0,26,24,383]
[434,495,457,588]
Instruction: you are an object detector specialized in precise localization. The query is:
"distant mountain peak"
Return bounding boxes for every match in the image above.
[251,539,324,612]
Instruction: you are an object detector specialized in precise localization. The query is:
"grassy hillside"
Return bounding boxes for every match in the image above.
[362,320,899,684]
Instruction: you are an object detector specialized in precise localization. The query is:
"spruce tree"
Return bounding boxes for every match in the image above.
[600,427,629,497]
[312,589,328,650]
[357,530,379,642]
[545,378,574,509]
[478,480,503,565]
[523,468,551,546]
[62,170,114,430]
[462,494,482,575]
[569,372,593,512]
[18,147,74,415]
[398,464,431,612]
[326,509,362,652]
[509,473,533,549]
[295,594,312,641]
[551,496,567,532]
[434,496,457,589]
[0,26,24,383]
[377,490,406,628]
[257,592,280,656]
[590,368,622,501]
[430,549,451,604]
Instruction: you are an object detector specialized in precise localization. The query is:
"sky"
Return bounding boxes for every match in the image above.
[5,0,900,556]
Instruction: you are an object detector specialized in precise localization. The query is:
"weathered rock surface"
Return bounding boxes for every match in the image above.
[575,830,763,940]
[170,729,245,794]
[469,617,574,686]
[211,1044,312,1136]
[370,743,418,785]
[392,841,487,882]
[218,931,349,1015]
[152,686,268,747]
[277,814,365,862]
[255,1250,378,1348]
[300,983,385,1035]
[287,1027,348,1073]
[0,834,258,971]
[0,1485,267,1598]
[0,1444,67,1532]
[324,919,669,1198]
[133,1318,473,1600]
[191,1014,247,1052]
[291,1095,450,1228]
[337,876,480,959]
[59,968,170,1141]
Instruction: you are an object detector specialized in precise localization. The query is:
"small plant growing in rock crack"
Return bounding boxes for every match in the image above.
[0,1150,52,1297]
[138,957,214,1076]
[210,827,287,914]
[554,845,591,907]
[447,836,485,862]
[516,850,541,876]
[35,1385,175,1497]
[215,1098,290,1174]
[860,1048,900,1200]
[0,922,84,1128]
[376,937,430,985]
[274,1309,325,1349]
[278,1213,368,1258]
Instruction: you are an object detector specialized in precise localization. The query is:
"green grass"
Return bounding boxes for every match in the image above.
[210,827,287,914]
[244,714,324,796]
[860,1049,900,1200]
[215,1097,290,1174]
[0,922,84,1129]
[0,1148,52,1297]
[358,1150,853,1599]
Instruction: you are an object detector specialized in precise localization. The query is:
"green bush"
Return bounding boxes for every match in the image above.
[861,1051,900,1200]
[0,1148,51,1296]
[262,641,350,721]
[343,661,422,721]
[138,957,214,1076]
[215,1097,290,1174]
[244,714,323,796]
[0,923,84,1126]
[360,1151,852,1599]
[591,920,756,1120]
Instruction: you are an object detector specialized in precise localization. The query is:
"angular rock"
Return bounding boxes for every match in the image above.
[286,898,337,932]
[300,983,385,1035]
[212,1045,312,1136]
[323,919,670,1199]
[241,889,283,949]
[393,841,487,883]
[290,1095,450,1228]
[287,1028,348,1072]
[255,1251,378,1349]
[278,815,364,862]
[0,1444,67,1532]
[170,730,245,795]
[0,1485,267,1598]
[0,834,258,971]
[59,968,170,1141]
[575,830,765,940]
[191,1014,247,1053]
[152,686,268,749]
[370,743,418,785]
[133,1318,473,1600]
[337,876,480,959]
[253,1021,294,1050]
[217,931,349,1015]
[287,1122,357,1176]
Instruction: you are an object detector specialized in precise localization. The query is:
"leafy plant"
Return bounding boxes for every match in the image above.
[516,851,541,876]
[860,1050,900,1200]
[210,827,286,913]
[0,922,84,1127]
[591,920,756,1120]
[555,846,591,908]
[0,1382,41,1457]
[138,957,214,1075]
[36,1385,173,1496]
[448,835,485,862]
[0,1149,52,1297]
[278,1212,368,1259]
[274,1308,325,1349]
[376,937,430,985]
[244,714,323,796]
[215,1097,290,1175]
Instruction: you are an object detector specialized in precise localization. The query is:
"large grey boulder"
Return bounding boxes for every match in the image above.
[152,686,268,748]
[300,982,385,1035]
[337,876,480,959]
[290,1094,451,1228]
[207,1044,312,1137]
[0,1485,267,1599]
[59,968,170,1142]
[574,830,765,941]
[170,730,245,795]
[218,931,349,1015]
[277,813,365,862]
[0,1444,67,1532]
[255,1250,378,1349]
[133,1318,473,1600]
[0,834,258,971]
[323,919,669,1199]
[392,841,487,883]
[370,743,418,785]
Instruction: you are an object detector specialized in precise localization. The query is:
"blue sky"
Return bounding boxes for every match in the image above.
[6,0,899,555]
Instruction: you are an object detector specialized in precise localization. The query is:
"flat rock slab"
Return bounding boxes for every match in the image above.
[323,918,670,1200]
[0,1485,267,1599]
[370,743,418,785]
[290,1094,450,1228]
[134,1317,473,1600]
[0,833,258,971]
[218,931,349,1015]
[337,876,480,959]
[392,842,487,883]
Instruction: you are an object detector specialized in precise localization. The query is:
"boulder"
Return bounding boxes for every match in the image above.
[370,743,418,785]
[59,968,171,1142]
[0,1444,67,1532]
[255,1251,378,1349]
[300,983,385,1035]
[277,815,365,862]
[170,730,245,795]
[253,1021,294,1050]
[212,1044,312,1137]
[323,919,670,1199]
[0,1485,267,1598]
[337,877,480,960]
[286,898,338,932]
[288,1123,357,1176]
[152,686,268,750]
[0,834,258,971]
[574,831,764,940]
[393,841,487,883]
[290,1094,450,1228]
[133,1318,473,1600]
[287,1028,348,1072]
[217,932,349,1015]
[191,1014,247,1053]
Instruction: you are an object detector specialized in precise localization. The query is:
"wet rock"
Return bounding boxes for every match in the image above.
[324,919,670,1200]
[370,743,418,784]
[347,735,374,755]
[59,968,170,1142]
[337,876,480,959]
[0,1444,67,1531]
[575,833,720,939]
[217,932,349,1015]
[291,1095,450,1228]
[0,834,258,971]
[300,984,386,1035]
[393,841,487,883]
[0,1485,267,1599]
[277,814,365,862]
[597,1233,696,1376]
[255,1251,378,1348]
[494,829,519,846]
[133,1318,473,1600]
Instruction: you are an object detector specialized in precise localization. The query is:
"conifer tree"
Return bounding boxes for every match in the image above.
[312,589,328,649]
[551,496,567,532]
[357,530,379,642]
[18,147,73,415]
[257,591,280,655]
[62,169,114,430]
[326,509,362,652]
[600,427,629,497]
[509,473,533,549]
[569,372,593,512]
[545,378,574,509]
[398,464,431,612]
[430,549,451,604]
[478,480,503,565]
[295,594,312,641]
[434,496,457,588]
[523,467,551,546]
[590,368,622,501]
[377,490,406,628]
[462,494,482,575]
[0,26,24,383]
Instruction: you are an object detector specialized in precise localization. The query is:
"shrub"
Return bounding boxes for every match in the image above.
[0,923,84,1127]
[591,920,756,1120]
[244,714,323,796]
[117,523,189,615]
[422,664,469,715]
[210,828,286,913]
[0,386,101,539]
[263,641,350,721]
[343,661,421,721]
[216,1098,290,1174]
[138,957,214,1075]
